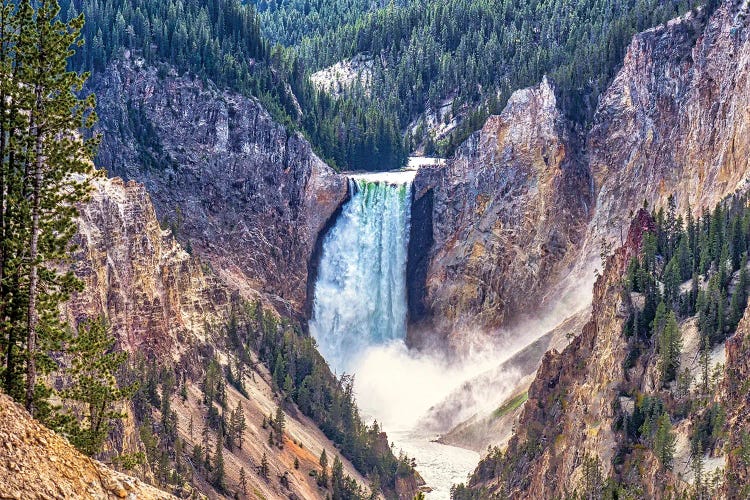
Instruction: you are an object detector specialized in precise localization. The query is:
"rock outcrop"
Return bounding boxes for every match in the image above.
[411,0,750,344]
[68,177,233,356]
[587,1,750,247]
[724,294,750,496]
[410,78,593,343]
[0,393,174,500]
[89,57,347,318]
[464,211,659,498]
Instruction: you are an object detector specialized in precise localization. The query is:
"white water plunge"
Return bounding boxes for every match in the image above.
[309,168,480,499]
[310,171,414,373]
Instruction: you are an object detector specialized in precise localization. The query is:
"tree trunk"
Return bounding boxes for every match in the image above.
[24,83,42,413]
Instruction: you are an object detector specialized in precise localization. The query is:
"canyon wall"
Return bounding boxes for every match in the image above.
[456,1,750,496]
[587,0,750,246]
[89,57,347,318]
[464,211,655,498]
[411,0,750,342]
[64,176,376,500]
[68,177,233,357]
[410,78,593,343]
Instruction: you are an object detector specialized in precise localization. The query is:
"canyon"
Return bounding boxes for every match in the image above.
[3,0,750,498]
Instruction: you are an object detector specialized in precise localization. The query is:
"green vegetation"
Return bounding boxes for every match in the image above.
[291,0,711,156]
[492,391,528,419]
[253,0,402,47]
[52,319,136,456]
[60,0,720,169]
[60,0,406,171]
[0,0,130,458]
[227,302,416,497]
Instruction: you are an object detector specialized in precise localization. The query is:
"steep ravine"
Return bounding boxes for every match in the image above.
[67,176,378,500]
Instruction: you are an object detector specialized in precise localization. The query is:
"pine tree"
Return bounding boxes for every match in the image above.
[235,401,247,449]
[579,453,604,500]
[54,318,133,456]
[239,466,248,496]
[260,452,269,480]
[657,311,682,386]
[21,0,99,414]
[692,440,706,499]
[212,426,225,490]
[318,448,329,488]
[654,412,676,471]
[0,0,98,415]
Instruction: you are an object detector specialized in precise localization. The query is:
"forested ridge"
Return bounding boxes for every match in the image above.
[253,0,407,47]
[59,0,720,168]
[61,0,407,171]
[267,0,716,156]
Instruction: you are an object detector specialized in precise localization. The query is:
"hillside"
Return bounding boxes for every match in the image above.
[292,0,713,155]
[64,175,421,499]
[0,392,174,499]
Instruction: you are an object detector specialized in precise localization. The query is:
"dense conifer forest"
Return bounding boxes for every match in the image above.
[59,0,719,168]
[61,0,407,171]
[266,0,718,156]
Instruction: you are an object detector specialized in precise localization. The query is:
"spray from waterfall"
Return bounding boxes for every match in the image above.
[308,166,595,498]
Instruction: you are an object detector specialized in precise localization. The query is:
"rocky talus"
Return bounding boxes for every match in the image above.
[410,78,593,343]
[0,393,174,500]
[90,57,347,318]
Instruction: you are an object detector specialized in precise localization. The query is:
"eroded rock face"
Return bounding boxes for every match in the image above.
[466,211,654,498]
[89,58,347,317]
[412,0,750,343]
[587,1,750,246]
[68,177,232,356]
[724,296,750,495]
[410,78,593,343]
[0,392,174,500]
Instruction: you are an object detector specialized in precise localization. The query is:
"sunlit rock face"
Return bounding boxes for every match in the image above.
[410,0,750,346]
[89,57,347,318]
[0,393,174,499]
[587,1,750,248]
[410,78,594,344]
[69,177,232,357]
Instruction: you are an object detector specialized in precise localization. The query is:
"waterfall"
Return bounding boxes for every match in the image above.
[309,170,415,373]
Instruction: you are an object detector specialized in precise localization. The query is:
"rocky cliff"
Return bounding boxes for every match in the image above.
[89,56,348,318]
[461,210,654,498]
[61,176,378,500]
[587,0,750,247]
[410,78,593,343]
[68,177,233,356]
[0,392,174,500]
[411,0,750,344]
